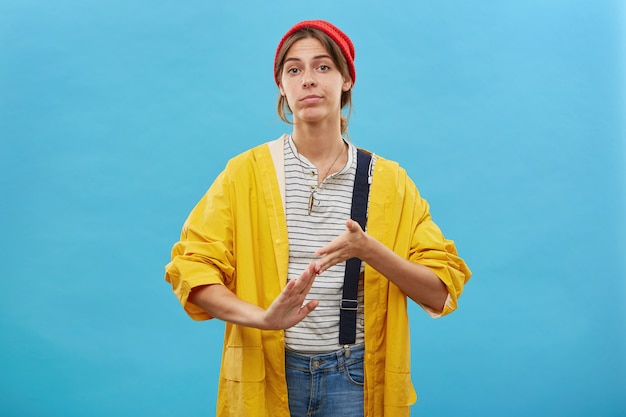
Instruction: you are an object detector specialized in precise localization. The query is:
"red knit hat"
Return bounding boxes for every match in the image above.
[274,20,356,86]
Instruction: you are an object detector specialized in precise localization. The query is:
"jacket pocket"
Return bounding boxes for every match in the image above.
[384,370,417,406]
[222,345,266,382]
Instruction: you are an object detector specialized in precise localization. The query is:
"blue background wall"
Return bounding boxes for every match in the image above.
[1,1,624,416]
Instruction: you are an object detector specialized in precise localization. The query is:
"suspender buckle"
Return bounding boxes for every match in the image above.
[340,299,359,311]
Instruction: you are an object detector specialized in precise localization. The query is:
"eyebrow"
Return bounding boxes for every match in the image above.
[284,54,334,63]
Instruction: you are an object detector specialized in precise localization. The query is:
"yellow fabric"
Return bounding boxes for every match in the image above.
[165,139,471,417]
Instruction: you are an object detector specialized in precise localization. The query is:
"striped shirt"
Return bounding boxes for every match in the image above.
[283,135,366,353]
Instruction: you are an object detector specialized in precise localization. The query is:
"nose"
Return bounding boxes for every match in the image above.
[302,69,316,88]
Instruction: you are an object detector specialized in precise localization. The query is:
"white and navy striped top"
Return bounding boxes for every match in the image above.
[283,135,367,353]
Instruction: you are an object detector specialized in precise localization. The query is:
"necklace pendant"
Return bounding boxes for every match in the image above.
[308,192,315,215]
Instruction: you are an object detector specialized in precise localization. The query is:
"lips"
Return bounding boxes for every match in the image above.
[300,94,322,102]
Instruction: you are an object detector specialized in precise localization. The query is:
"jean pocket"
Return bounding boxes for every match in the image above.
[344,360,365,386]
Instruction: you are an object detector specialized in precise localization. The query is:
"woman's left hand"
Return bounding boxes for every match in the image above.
[315,219,449,314]
[314,219,369,273]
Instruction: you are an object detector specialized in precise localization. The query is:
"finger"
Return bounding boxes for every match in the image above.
[315,253,338,275]
[314,244,328,257]
[292,262,317,294]
[299,262,317,281]
[284,278,296,291]
[347,218,363,233]
[315,238,342,257]
[300,262,318,290]
[285,264,315,295]
[315,261,326,275]
[301,299,319,315]
[291,262,314,284]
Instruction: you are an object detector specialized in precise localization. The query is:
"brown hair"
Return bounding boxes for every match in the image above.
[274,28,353,135]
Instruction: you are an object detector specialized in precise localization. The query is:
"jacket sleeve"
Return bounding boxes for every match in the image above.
[407,178,471,317]
[164,168,236,320]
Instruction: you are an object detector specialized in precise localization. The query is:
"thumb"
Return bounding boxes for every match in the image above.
[302,299,320,314]
[346,218,362,232]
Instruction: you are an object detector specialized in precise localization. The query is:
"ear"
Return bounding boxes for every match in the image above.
[342,78,353,92]
[278,84,285,96]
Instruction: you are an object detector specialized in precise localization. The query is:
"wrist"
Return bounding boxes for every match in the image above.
[360,233,376,264]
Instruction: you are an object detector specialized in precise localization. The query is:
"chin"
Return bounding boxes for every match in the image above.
[295,110,332,124]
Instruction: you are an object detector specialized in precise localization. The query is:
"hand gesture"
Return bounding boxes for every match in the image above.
[314,219,369,274]
[261,262,320,330]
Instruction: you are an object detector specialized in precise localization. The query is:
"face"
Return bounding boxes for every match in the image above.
[279,37,352,128]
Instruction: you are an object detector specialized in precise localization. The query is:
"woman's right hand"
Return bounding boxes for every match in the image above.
[188,262,320,330]
[261,262,320,330]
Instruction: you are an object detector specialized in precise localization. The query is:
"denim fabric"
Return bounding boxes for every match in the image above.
[285,344,364,417]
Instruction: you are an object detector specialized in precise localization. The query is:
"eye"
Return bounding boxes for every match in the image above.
[287,67,300,75]
[318,64,331,71]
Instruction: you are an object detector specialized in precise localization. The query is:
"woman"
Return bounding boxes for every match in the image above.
[165,20,471,417]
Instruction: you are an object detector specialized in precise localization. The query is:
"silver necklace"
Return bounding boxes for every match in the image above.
[295,141,345,215]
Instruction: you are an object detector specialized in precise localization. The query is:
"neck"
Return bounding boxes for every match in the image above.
[292,121,344,164]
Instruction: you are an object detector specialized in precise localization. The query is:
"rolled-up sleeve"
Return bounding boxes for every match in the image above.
[165,170,236,320]
[410,196,471,317]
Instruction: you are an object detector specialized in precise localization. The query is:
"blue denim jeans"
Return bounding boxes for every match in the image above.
[285,344,364,417]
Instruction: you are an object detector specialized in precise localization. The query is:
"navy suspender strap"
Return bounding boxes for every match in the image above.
[339,148,372,346]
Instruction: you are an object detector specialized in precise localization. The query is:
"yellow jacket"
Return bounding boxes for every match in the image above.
[165,136,471,417]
